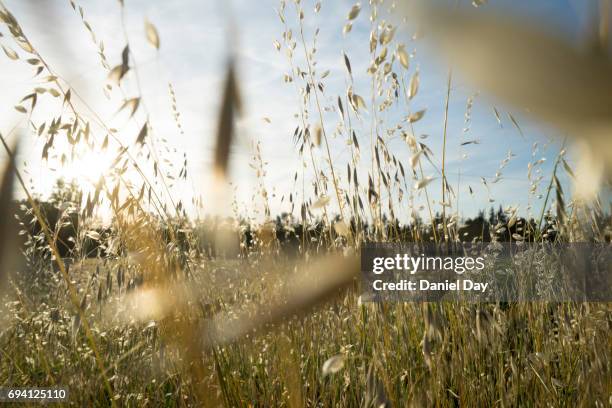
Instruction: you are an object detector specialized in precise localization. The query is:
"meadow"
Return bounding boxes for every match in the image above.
[0,0,610,406]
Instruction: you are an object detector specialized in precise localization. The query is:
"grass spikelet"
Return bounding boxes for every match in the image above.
[213,61,241,181]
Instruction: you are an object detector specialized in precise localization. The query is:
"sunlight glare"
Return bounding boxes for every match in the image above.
[57,148,114,191]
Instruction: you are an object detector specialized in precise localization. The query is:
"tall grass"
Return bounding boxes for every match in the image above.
[0,1,610,407]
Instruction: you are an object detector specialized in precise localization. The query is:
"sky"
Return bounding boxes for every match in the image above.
[0,0,598,224]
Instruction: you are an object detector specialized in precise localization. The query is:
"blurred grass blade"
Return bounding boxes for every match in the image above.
[412,5,612,128]
[214,61,241,180]
[0,137,17,296]
[409,3,612,196]
[208,254,358,345]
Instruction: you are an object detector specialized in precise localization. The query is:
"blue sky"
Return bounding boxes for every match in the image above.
[0,0,592,223]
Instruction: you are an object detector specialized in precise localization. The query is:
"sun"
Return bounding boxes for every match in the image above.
[56,147,114,192]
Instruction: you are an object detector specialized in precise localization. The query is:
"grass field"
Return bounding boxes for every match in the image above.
[2,256,610,406]
[0,0,611,406]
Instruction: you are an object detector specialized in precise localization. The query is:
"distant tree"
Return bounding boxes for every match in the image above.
[458,213,490,242]
[476,209,486,222]
[488,206,495,225]
[496,205,507,224]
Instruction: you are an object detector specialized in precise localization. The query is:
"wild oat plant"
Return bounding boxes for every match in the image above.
[0,1,610,407]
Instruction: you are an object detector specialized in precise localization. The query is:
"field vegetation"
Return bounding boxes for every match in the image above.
[0,0,610,406]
